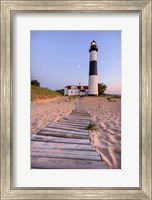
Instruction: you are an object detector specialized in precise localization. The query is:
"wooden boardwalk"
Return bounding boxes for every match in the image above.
[31,99,108,169]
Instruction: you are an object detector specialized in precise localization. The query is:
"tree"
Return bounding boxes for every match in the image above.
[98,83,107,95]
[31,80,40,87]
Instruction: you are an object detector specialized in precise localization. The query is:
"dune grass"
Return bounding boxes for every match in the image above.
[87,122,98,130]
[31,85,61,101]
[55,89,64,96]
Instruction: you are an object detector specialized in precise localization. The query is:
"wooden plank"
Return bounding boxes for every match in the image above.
[54,121,88,126]
[68,113,91,117]
[63,116,90,119]
[31,151,101,161]
[37,131,89,139]
[71,115,90,118]
[69,112,91,118]
[31,157,109,169]
[47,122,88,131]
[58,121,90,126]
[69,115,91,119]
[31,135,90,144]
[46,125,88,133]
[52,122,88,129]
[31,141,96,151]
[59,121,90,126]
[44,127,89,134]
[62,120,90,124]
[61,118,90,125]
[62,120,90,126]
[72,112,90,116]
[72,109,90,116]
[67,117,91,121]
[32,147,100,156]
[57,121,88,127]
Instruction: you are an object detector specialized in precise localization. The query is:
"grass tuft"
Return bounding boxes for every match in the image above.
[87,122,97,130]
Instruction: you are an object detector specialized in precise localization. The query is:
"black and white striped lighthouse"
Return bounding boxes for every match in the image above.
[88,40,98,96]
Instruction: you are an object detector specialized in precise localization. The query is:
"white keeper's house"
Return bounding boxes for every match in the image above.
[64,85,89,96]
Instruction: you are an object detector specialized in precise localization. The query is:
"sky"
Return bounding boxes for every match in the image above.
[31,31,121,94]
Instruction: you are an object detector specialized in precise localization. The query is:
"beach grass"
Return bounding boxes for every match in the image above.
[55,89,64,96]
[31,85,61,101]
[87,122,98,130]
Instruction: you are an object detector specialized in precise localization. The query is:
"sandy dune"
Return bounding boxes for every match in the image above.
[31,96,76,135]
[31,96,121,169]
[82,97,121,169]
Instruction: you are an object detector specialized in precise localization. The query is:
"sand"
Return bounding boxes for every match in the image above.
[31,96,121,169]
[82,97,121,169]
[31,96,76,135]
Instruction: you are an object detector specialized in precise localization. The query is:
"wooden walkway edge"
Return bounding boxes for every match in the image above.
[31,99,109,169]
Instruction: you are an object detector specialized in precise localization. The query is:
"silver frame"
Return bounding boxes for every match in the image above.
[0,0,151,199]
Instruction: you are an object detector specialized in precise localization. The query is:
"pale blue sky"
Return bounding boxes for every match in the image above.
[31,31,121,94]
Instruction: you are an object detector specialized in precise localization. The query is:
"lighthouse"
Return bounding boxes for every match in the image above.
[88,40,98,96]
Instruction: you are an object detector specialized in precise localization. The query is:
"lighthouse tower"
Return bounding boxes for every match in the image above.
[88,40,98,96]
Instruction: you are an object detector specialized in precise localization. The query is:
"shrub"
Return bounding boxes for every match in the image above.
[98,83,107,95]
[31,80,40,87]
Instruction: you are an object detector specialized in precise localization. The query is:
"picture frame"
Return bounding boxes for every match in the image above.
[0,0,151,199]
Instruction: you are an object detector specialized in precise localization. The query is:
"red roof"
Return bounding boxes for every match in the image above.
[65,86,72,89]
[65,85,88,89]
